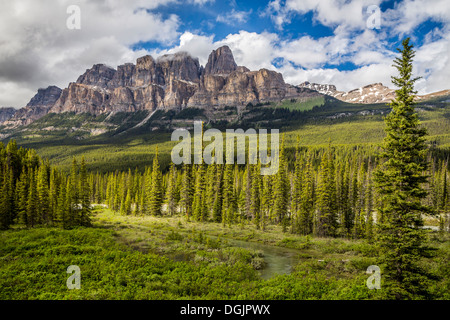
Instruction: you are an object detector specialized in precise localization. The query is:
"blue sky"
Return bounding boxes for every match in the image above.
[1,0,449,108]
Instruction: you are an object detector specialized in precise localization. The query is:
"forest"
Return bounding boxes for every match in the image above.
[2,139,448,236]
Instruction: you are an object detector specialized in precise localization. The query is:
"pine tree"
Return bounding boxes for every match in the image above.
[340,161,353,237]
[16,169,29,226]
[212,165,223,223]
[297,151,314,235]
[192,163,207,221]
[36,163,50,225]
[250,163,261,229]
[222,163,235,226]
[55,177,69,228]
[148,149,163,216]
[165,162,177,215]
[48,168,59,224]
[68,158,79,226]
[26,168,38,228]
[243,162,252,220]
[373,38,433,299]
[273,135,289,232]
[315,145,338,237]
[180,164,193,220]
[0,168,12,230]
[79,157,91,226]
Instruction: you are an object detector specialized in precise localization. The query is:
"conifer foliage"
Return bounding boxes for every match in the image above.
[373,38,434,299]
[0,140,91,229]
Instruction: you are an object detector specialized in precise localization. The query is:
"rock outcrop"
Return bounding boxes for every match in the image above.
[204,46,238,75]
[15,46,443,128]
[48,45,312,116]
[0,107,16,124]
[5,86,62,126]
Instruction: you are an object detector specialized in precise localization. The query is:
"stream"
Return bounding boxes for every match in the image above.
[223,238,302,280]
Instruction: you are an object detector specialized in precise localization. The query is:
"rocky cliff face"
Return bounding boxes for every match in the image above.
[0,107,16,124]
[298,81,396,104]
[14,46,441,128]
[47,45,313,116]
[5,86,62,126]
[204,46,237,75]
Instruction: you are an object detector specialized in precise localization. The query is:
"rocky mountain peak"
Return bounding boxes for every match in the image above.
[300,81,396,104]
[77,64,116,88]
[26,86,62,108]
[0,107,16,124]
[4,85,62,127]
[156,51,201,84]
[204,45,237,75]
[298,82,337,95]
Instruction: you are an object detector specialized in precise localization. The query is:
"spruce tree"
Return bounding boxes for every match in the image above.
[315,145,338,237]
[222,163,235,226]
[192,163,207,221]
[250,163,261,229]
[79,157,91,226]
[180,164,193,220]
[297,151,314,235]
[148,149,163,216]
[373,38,433,299]
[273,135,289,231]
[165,162,177,215]
[16,169,29,226]
[212,165,223,223]
[36,163,50,225]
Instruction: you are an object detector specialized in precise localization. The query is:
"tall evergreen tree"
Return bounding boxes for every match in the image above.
[148,149,163,216]
[36,163,50,224]
[297,151,314,235]
[315,145,338,237]
[373,38,433,299]
[250,163,261,229]
[212,165,223,223]
[79,157,91,226]
[165,162,177,215]
[273,135,289,231]
[16,169,29,226]
[180,164,193,220]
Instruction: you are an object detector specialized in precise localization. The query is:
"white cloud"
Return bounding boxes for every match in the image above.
[217,31,279,70]
[2,0,450,110]
[267,0,383,31]
[150,32,216,66]
[384,0,450,35]
[216,9,252,25]
[188,0,215,5]
[0,0,181,108]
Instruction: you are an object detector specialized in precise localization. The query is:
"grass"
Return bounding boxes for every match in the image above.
[273,96,326,112]
[2,207,448,300]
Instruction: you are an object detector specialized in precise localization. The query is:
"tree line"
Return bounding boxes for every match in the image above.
[86,141,449,239]
[0,140,91,230]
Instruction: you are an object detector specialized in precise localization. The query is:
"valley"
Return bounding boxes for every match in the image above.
[0,43,449,302]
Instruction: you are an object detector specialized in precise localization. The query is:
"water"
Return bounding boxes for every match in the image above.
[224,238,302,280]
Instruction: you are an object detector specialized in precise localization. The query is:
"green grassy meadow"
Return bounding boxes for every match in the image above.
[1,207,449,300]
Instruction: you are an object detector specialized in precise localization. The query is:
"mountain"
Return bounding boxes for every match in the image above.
[0,107,16,124]
[3,86,62,127]
[298,81,396,104]
[2,46,449,135]
[2,46,322,130]
[48,46,314,117]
